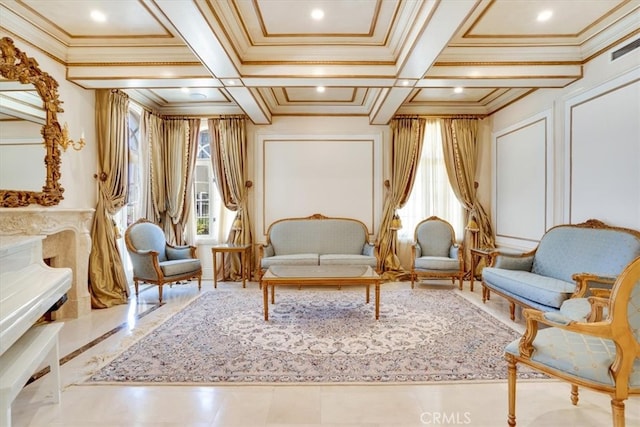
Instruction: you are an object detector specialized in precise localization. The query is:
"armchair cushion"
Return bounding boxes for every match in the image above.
[166,245,193,260]
[505,329,640,386]
[320,254,377,267]
[415,256,460,271]
[160,259,201,277]
[482,268,575,309]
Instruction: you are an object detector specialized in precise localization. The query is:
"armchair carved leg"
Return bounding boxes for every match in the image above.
[507,356,517,427]
[570,384,579,405]
[134,280,139,298]
[509,302,516,321]
[158,284,164,304]
[611,399,625,427]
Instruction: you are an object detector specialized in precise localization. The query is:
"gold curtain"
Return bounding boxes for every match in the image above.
[440,118,495,272]
[140,111,163,225]
[378,116,425,277]
[158,119,199,245]
[208,116,252,280]
[88,89,130,308]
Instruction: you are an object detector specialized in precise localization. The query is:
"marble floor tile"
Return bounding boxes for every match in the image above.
[9,279,639,427]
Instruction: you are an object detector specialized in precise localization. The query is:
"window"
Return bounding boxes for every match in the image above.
[397,119,464,240]
[193,125,222,237]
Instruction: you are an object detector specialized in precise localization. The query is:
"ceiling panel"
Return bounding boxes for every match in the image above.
[1,0,637,121]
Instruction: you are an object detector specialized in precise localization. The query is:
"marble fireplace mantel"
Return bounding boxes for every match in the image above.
[0,208,94,318]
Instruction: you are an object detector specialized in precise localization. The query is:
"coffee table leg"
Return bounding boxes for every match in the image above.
[263,282,269,321]
[241,250,246,288]
[213,250,217,289]
[375,282,380,320]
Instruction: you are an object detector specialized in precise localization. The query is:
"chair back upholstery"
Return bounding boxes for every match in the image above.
[267,216,368,255]
[531,221,640,283]
[415,216,455,257]
[125,220,167,262]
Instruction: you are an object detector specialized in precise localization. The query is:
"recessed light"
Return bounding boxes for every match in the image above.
[454,87,464,94]
[227,80,237,86]
[537,10,553,22]
[311,9,324,20]
[316,86,325,93]
[90,10,107,22]
[402,80,410,86]
[180,87,189,93]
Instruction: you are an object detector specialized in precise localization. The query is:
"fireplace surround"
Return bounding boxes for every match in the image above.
[0,208,94,319]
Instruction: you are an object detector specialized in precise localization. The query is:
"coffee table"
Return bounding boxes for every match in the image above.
[260,265,382,321]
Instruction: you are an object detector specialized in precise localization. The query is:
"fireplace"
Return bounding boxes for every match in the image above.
[0,208,94,319]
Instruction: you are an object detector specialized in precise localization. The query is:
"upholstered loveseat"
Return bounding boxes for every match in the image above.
[258,214,379,276]
[481,219,640,320]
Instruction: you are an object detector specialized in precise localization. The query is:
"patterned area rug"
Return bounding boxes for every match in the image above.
[86,288,545,384]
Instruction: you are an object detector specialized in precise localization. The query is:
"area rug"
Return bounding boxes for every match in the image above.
[85,288,545,384]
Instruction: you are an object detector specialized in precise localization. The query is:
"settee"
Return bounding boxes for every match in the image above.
[258,214,379,276]
[481,219,640,320]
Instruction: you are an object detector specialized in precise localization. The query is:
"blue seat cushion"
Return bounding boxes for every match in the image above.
[415,256,460,271]
[483,267,575,309]
[505,328,640,387]
[159,259,201,277]
[261,254,319,268]
[319,254,377,267]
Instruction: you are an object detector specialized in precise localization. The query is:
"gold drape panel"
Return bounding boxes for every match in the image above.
[158,119,198,245]
[88,89,130,308]
[208,116,253,280]
[378,117,425,277]
[440,118,495,272]
[141,111,163,224]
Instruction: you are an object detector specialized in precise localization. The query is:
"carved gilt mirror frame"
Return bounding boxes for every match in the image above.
[0,36,64,207]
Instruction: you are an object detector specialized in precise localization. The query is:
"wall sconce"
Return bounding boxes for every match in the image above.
[59,123,85,151]
[390,213,403,231]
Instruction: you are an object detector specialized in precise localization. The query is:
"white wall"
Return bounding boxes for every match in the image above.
[248,116,389,244]
[489,40,640,250]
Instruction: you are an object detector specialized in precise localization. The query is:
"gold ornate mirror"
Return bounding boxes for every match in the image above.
[0,36,64,207]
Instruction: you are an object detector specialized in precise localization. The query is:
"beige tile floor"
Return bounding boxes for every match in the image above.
[10,279,640,427]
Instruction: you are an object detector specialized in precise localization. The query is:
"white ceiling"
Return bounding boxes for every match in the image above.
[1,0,638,124]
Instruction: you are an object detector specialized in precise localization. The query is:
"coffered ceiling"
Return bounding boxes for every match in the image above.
[1,0,638,124]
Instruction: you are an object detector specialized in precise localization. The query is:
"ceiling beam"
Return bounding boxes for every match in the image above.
[369,0,479,124]
[154,0,271,124]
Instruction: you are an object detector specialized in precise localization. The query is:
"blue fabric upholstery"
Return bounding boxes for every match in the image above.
[482,267,575,309]
[483,221,640,315]
[415,256,460,271]
[125,219,202,303]
[269,219,367,255]
[532,227,640,283]
[260,216,378,271]
[320,254,377,267]
[505,329,640,386]
[261,253,319,268]
[416,220,453,257]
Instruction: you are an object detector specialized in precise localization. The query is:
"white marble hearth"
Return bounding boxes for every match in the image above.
[0,208,94,319]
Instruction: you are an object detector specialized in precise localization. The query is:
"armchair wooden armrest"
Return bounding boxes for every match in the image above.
[571,272,616,297]
[518,308,612,358]
[586,296,609,322]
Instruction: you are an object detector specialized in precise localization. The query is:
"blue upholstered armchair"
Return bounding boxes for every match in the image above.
[411,216,465,290]
[504,256,640,427]
[124,218,202,303]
